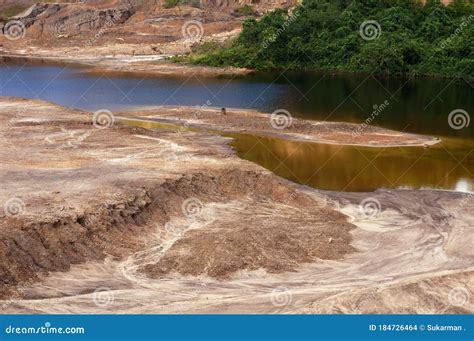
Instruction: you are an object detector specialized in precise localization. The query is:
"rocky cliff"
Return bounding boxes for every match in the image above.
[0,0,296,47]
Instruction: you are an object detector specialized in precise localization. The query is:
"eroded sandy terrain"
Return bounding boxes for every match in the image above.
[0,97,472,314]
[119,106,441,147]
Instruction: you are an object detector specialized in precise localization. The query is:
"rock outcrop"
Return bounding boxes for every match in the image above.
[0,0,296,47]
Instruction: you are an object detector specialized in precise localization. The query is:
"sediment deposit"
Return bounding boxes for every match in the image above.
[120,106,441,147]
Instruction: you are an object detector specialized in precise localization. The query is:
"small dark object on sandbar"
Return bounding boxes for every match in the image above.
[221,107,227,115]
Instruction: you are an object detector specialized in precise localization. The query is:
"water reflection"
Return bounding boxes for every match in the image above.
[230,134,473,192]
[235,71,474,139]
[125,118,473,192]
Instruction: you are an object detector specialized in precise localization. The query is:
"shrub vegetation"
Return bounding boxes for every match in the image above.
[177,0,474,78]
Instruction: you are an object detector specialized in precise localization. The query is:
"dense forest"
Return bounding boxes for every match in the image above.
[177,0,474,78]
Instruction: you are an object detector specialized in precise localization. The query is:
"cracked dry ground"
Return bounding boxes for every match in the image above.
[0,98,473,314]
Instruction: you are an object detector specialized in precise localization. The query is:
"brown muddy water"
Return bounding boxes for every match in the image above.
[230,134,473,192]
[124,119,473,192]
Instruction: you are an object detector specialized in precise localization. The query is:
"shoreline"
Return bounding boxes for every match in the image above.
[3,51,471,81]
[0,56,448,148]
[117,106,441,148]
[122,115,440,149]
[0,53,253,77]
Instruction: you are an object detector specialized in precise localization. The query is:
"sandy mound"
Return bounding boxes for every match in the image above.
[143,190,353,279]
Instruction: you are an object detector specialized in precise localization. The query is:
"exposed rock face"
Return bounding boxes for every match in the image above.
[4,3,135,41]
[0,0,295,47]
[51,6,135,37]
